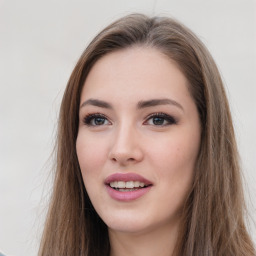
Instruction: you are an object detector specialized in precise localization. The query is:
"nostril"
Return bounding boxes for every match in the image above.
[111,157,117,162]
[109,149,143,164]
[111,157,135,163]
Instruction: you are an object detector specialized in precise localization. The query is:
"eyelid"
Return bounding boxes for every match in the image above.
[83,113,112,126]
[143,112,177,125]
[82,112,177,127]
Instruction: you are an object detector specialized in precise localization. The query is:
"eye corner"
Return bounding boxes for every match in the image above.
[82,113,112,127]
[144,112,177,126]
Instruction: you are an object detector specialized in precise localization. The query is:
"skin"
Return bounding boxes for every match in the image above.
[76,47,201,256]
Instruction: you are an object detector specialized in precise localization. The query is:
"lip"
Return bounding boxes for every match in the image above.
[104,173,153,202]
[104,172,152,185]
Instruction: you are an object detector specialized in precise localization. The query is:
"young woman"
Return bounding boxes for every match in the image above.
[39,14,255,256]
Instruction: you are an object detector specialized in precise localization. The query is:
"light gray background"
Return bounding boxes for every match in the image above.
[0,0,255,255]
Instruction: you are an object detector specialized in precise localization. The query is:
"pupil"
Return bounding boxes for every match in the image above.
[153,117,164,125]
[95,117,105,125]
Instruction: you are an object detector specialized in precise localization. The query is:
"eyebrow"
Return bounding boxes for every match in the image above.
[80,99,112,109]
[137,98,183,111]
[80,98,184,111]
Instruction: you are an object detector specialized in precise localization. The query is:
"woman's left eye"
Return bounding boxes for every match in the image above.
[144,113,177,126]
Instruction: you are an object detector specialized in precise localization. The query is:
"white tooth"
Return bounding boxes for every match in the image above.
[139,182,145,187]
[119,188,135,192]
[110,181,145,189]
[134,181,140,187]
[110,182,115,188]
[126,181,134,188]
[117,181,125,188]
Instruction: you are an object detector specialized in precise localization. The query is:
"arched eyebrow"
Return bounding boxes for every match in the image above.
[80,98,184,111]
[80,99,112,109]
[137,98,183,111]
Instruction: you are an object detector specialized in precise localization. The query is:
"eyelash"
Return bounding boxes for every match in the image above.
[83,112,177,127]
[144,112,177,126]
[83,113,110,126]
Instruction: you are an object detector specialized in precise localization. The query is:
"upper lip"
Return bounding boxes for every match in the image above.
[105,172,153,186]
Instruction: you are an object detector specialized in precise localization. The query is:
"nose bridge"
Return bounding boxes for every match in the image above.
[113,120,137,153]
[109,119,143,164]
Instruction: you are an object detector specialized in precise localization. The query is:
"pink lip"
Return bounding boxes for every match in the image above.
[104,172,152,185]
[104,173,153,202]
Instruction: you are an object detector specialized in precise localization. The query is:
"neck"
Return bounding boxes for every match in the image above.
[108,221,179,256]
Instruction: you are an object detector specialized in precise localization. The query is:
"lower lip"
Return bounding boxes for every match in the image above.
[106,185,152,201]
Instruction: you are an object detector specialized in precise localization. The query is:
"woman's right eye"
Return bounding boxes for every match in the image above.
[83,114,111,126]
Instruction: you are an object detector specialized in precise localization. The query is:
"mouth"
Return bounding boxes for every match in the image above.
[108,180,152,192]
[104,173,153,201]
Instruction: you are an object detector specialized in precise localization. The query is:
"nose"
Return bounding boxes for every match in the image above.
[108,124,144,166]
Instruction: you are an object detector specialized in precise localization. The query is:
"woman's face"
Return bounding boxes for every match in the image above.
[76,47,201,235]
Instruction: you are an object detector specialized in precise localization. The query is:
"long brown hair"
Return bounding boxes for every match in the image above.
[39,14,255,256]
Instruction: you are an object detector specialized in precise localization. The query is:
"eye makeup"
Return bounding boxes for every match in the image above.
[144,112,177,126]
[83,113,111,126]
[82,111,177,127]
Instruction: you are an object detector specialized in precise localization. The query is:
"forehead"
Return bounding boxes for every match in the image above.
[81,47,190,103]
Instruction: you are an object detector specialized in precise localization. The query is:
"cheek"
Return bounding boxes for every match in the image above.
[151,134,199,171]
[149,130,200,192]
[76,133,108,180]
[151,137,198,213]
[76,134,108,207]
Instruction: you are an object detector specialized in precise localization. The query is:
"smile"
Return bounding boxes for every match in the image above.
[105,173,153,201]
[110,181,147,191]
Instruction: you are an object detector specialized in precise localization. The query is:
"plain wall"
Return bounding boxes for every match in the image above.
[0,0,255,255]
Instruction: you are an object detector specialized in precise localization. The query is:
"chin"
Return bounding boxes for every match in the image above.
[99,210,151,234]
[107,221,151,234]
